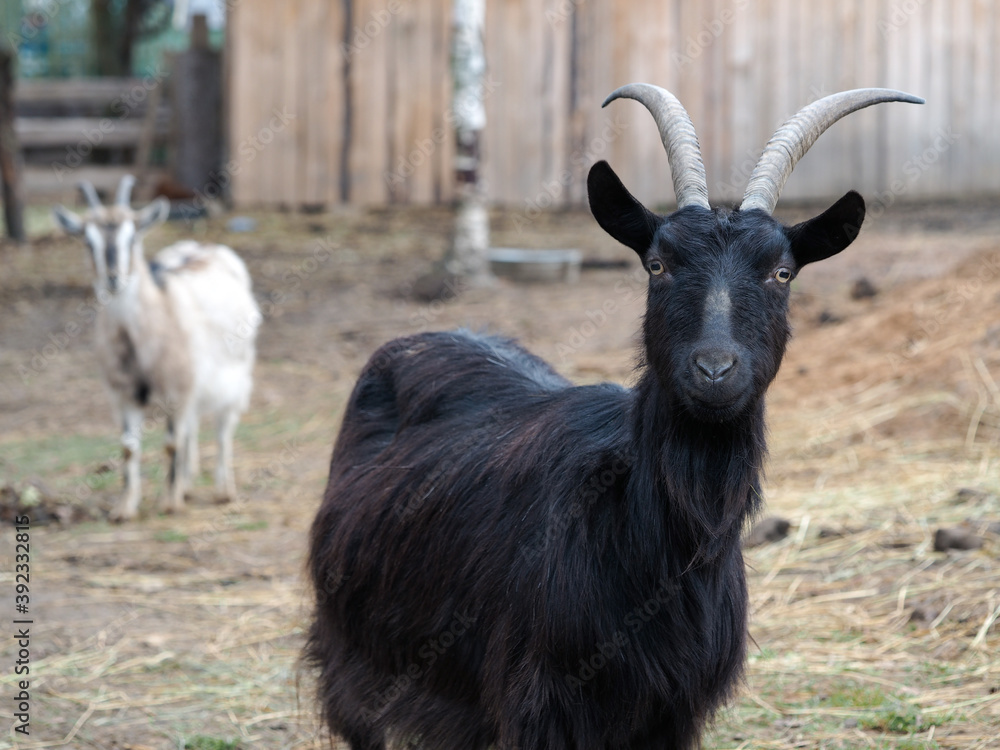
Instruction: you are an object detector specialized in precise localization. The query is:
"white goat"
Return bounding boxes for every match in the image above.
[53,176,260,521]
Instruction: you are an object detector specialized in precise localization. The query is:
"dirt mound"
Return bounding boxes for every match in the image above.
[778,240,1000,449]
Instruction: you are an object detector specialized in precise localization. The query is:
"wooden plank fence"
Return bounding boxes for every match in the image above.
[228,0,1000,208]
[15,77,171,201]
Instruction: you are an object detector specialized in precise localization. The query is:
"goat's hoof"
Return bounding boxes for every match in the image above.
[109,507,137,523]
[159,501,186,515]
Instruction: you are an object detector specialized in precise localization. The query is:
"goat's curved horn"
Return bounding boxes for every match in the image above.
[78,181,102,210]
[116,174,136,207]
[741,88,924,214]
[603,83,710,210]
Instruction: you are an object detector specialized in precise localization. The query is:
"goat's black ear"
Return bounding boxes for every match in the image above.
[785,190,866,268]
[588,160,663,257]
[52,205,85,236]
[136,197,170,233]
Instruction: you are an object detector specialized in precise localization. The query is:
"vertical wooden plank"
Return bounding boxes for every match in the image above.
[435,0,455,203]
[229,0,259,205]
[518,0,542,207]
[970,0,992,190]
[326,0,347,205]
[565,0,592,206]
[278,1,300,207]
[855,0,880,195]
[483,0,503,204]
[723,0,753,205]
[554,0,573,207]
[302,0,330,205]
[386,1,407,203]
[771,0,794,159]
[832,0,856,197]
[738,0,772,205]
[992,0,1000,193]
[228,0,247,205]
[246,0,281,206]
[411,0,436,203]
[263,1,285,205]
[949,0,972,196]
[916,0,947,197]
[981,0,999,193]
[349,0,390,204]
[699,0,722,208]
[670,0,705,208]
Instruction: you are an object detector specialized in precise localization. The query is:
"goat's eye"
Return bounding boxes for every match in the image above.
[773,268,793,283]
[648,260,665,276]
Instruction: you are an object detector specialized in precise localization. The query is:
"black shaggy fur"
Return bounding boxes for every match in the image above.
[306,159,865,750]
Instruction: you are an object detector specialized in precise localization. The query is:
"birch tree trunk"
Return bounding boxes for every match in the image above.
[442,0,491,285]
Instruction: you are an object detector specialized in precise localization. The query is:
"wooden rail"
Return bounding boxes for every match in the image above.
[15,76,170,201]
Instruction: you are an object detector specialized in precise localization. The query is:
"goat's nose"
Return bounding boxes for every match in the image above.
[695,354,735,383]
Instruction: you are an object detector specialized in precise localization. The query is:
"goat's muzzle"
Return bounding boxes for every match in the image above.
[682,346,751,421]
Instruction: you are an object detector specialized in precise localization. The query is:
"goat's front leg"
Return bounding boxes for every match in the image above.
[182,411,199,493]
[110,405,144,521]
[161,410,192,513]
[214,408,239,503]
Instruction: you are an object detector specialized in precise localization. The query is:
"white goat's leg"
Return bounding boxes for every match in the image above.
[214,408,239,503]
[183,412,199,492]
[161,409,192,513]
[111,405,144,521]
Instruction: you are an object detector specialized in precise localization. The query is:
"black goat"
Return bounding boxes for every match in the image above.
[307,85,922,750]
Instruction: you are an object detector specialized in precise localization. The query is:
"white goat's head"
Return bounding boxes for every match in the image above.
[53,176,170,296]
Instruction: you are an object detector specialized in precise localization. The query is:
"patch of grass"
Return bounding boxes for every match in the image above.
[880,738,940,750]
[750,645,777,661]
[826,681,952,735]
[861,703,923,733]
[235,519,268,532]
[0,433,120,481]
[862,706,954,734]
[829,684,888,709]
[183,737,242,750]
[154,529,189,543]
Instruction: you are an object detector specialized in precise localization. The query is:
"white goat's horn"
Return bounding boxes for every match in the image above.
[603,83,710,210]
[116,174,136,207]
[78,181,102,210]
[741,88,924,214]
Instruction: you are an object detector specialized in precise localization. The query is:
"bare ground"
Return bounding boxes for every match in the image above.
[1,199,999,749]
